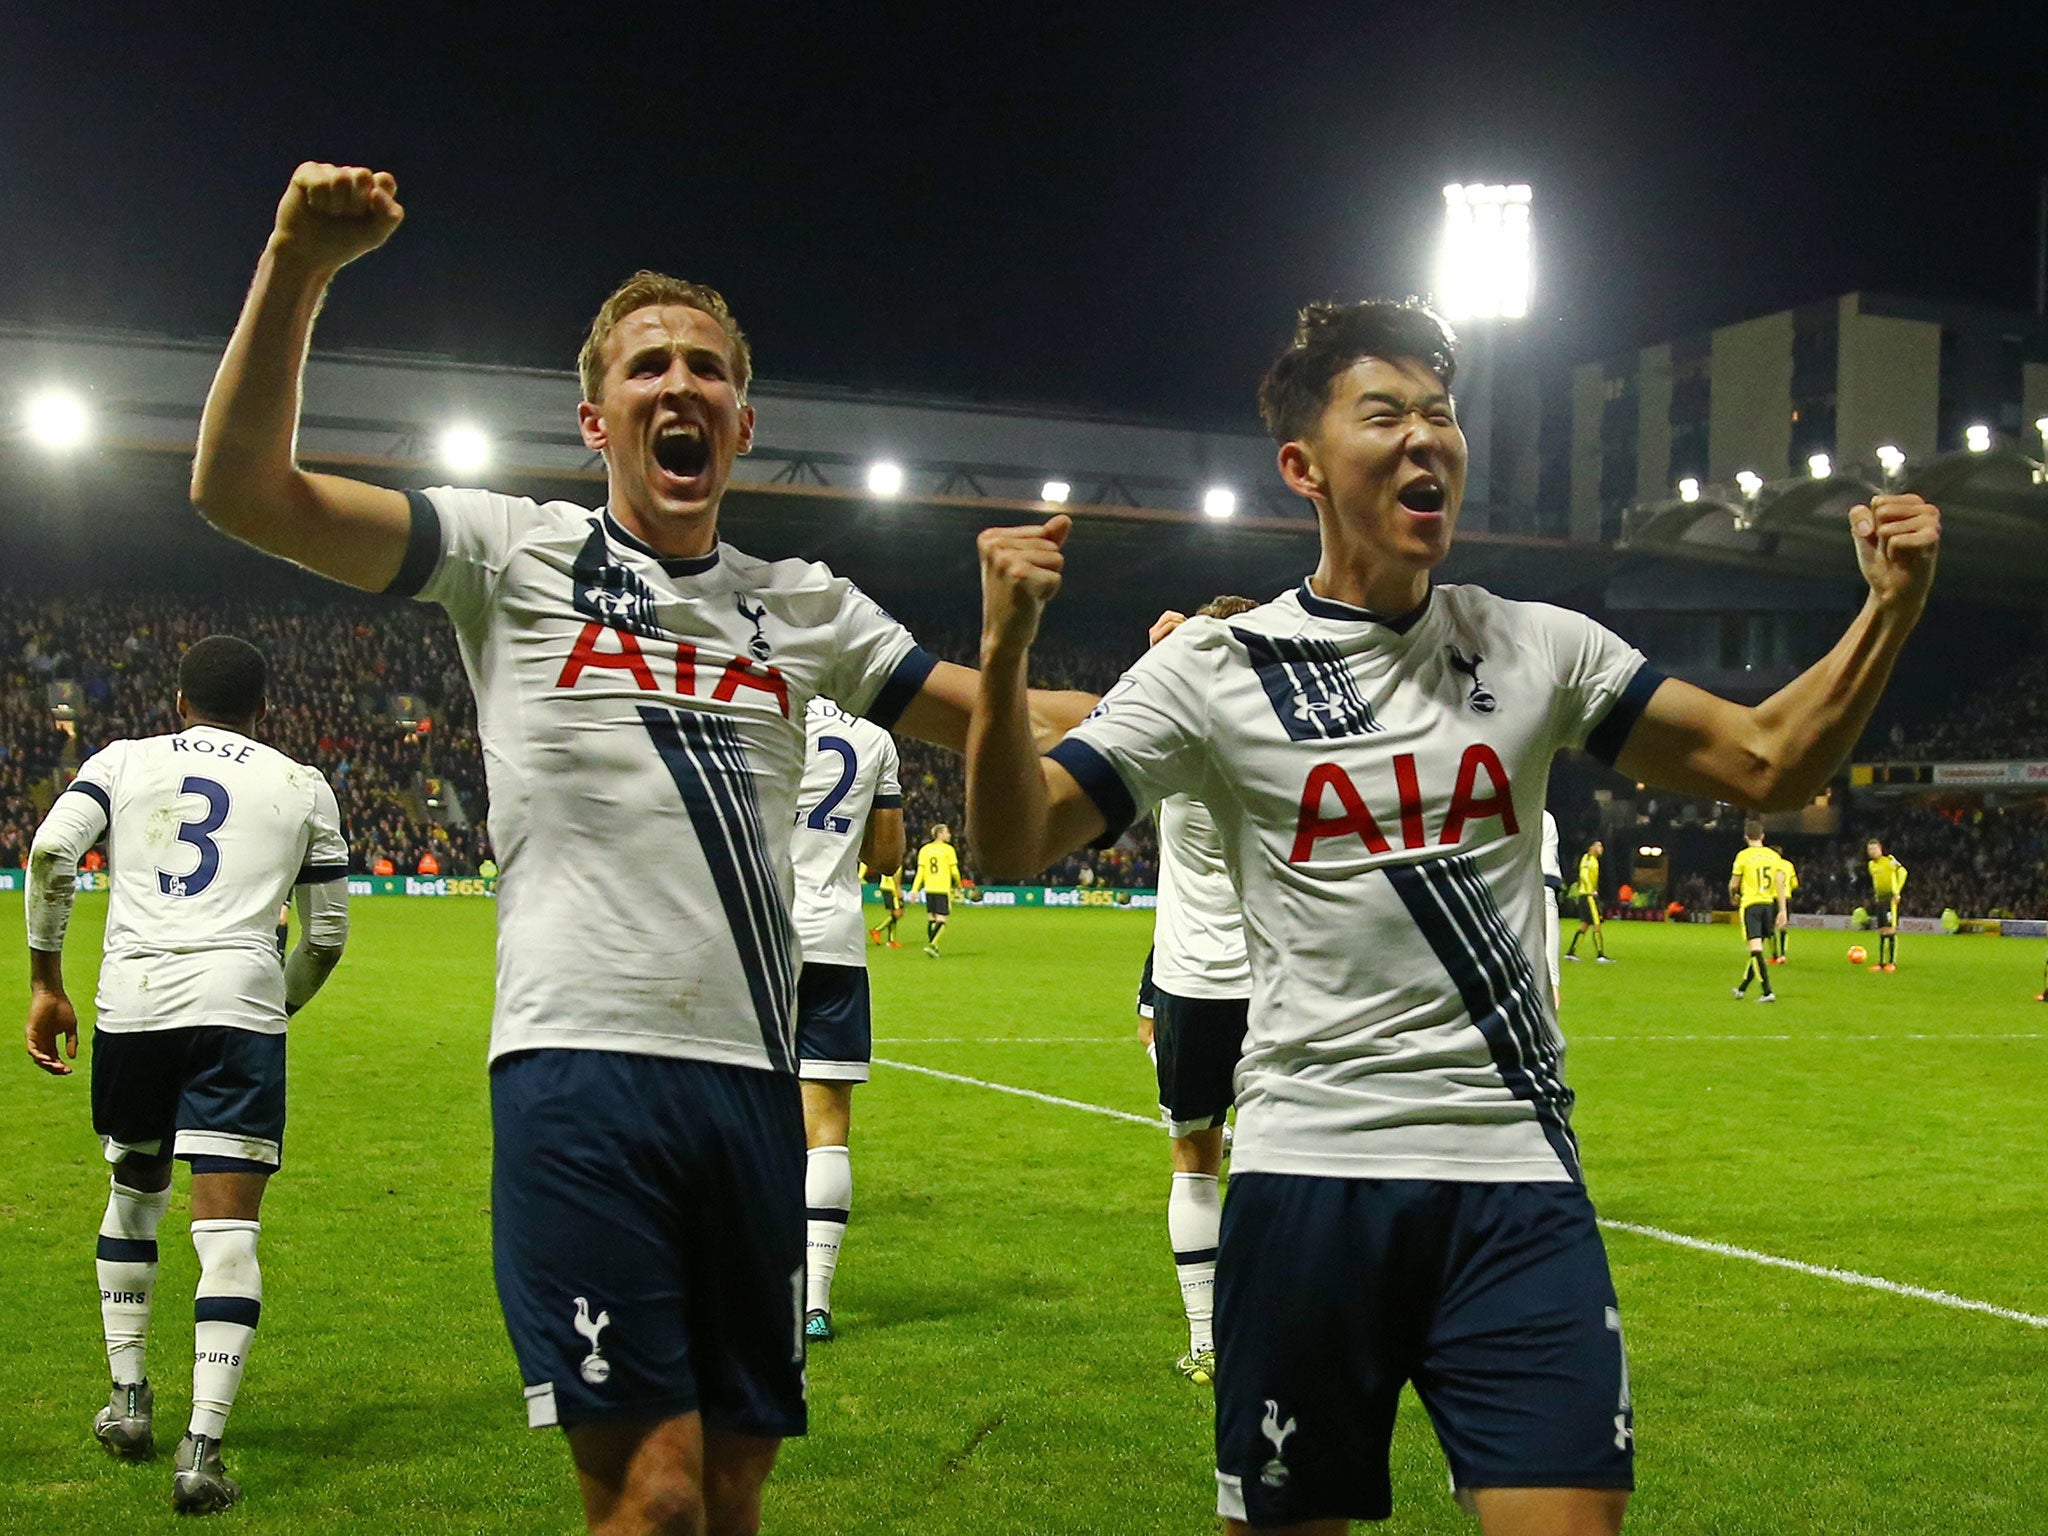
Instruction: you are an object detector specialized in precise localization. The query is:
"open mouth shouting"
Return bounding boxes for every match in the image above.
[652,422,713,490]
[1397,474,1447,517]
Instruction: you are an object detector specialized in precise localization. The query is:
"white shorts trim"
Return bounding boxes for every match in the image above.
[101,1136,166,1164]
[798,1059,872,1084]
[525,1381,558,1429]
[176,1129,281,1167]
[1216,1469,1246,1520]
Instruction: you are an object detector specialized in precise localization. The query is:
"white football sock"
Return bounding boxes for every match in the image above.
[97,1177,171,1386]
[1168,1172,1221,1355]
[189,1219,261,1440]
[805,1145,852,1315]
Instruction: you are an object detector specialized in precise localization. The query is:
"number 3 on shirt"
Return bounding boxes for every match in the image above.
[157,776,230,897]
[805,736,859,835]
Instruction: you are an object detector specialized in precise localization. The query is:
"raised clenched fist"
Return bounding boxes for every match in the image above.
[1848,493,1940,612]
[272,162,405,271]
[978,515,1072,657]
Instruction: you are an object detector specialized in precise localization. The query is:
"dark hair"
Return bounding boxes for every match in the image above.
[1197,595,1260,620]
[179,635,267,722]
[1257,299,1459,444]
[1745,819,1766,840]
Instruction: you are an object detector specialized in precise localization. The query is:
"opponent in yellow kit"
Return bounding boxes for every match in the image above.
[909,825,962,956]
[1563,839,1611,963]
[1729,822,1784,1001]
[1865,839,1907,971]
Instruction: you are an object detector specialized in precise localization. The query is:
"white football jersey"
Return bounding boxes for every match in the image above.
[791,698,901,968]
[394,488,932,1070]
[58,727,347,1035]
[1150,793,1250,1000]
[1051,581,1661,1184]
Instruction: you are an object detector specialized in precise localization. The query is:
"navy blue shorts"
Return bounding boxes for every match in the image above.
[1214,1176,1632,1525]
[1743,903,1775,942]
[1152,988,1248,1136]
[91,1026,286,1172]
[796,963,872,1083]
[1136,947,1158,1019]
[490,1049,807,1437]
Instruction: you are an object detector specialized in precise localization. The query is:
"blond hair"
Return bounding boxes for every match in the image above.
[577,271,753,405]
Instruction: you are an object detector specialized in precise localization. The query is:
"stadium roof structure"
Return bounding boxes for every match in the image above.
[1618,446,2048,607]
[0,323,1617,620]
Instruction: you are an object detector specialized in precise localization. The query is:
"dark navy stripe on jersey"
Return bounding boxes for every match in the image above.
[1235,628,1381,741]
[638,706,798,1071]
[872,793,903,810]
[1293,580,1432,633]
[295,863,349,885]
[1544,874,1564,892]
[1585,661,1668,767]
[194,1295,262,1328]
[864,646,939,729]
[1045,738,1137,847]
[65,780,112,818]
[1385,855,1581,1180]
[97,1235,158,1264]
[387,491,445,598]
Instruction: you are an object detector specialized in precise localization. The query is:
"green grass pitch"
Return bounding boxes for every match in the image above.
[4,896,2046,1533]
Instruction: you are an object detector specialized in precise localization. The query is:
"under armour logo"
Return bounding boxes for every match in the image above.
[573,1296,612,1385]
[1446,645,1497,714]
[736,595,771,660]
[1259,1399,1297,1488]
[582,586,638,620]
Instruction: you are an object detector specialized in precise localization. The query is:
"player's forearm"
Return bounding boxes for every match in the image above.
[191,241,336,533]
[967,642,1057,882]
[1744,594,1922,808]
[25,832,86,955]
[27,947,64,996]
[283,942,344,1015]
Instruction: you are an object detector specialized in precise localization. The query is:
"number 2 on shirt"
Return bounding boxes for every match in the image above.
[157,776,230,897]
[805,736,859,835]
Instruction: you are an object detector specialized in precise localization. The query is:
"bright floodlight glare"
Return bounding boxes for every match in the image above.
[1965,423,1992,453]
[1807,452,1832,479]
[1041,480,1072,504]
[1735,469,1764,497]
[1202,486,1237,520]
[1875,444,1906,474]
[1677,477,1701,503]
[24,387,90,451]
[865,460,905,497]
[438,422,491,477]
[2036,416,2048,443]
[1436,182,1532,322]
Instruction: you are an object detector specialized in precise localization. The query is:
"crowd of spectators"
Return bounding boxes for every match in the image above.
[1792,803,2048,920]
[3,593,489,877]
[1874,651,2048,765]
[1,591,1164,888]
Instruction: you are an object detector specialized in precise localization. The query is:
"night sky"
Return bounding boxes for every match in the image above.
[5,5,2045,426]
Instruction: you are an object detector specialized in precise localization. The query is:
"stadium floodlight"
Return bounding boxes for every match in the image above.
[1965,423,1992,453]
[437,422,491,477]
[1041,480,1072,504]
[2037,416,2048,445]
[1807,452,1832,480]
[1202,485,1237,520]
[865,460,905,497]
[23,387,90,451]
[1735,469,1763,498]
[1875,444,1906,477]
[1436,183,1533,321]
[1677,477,1700,503]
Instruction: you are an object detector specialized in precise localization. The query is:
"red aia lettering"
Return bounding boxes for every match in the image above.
[1439,743,1518,845]
[1392,752,1426,850]
[674,643,697,695]
[1289,762,1390,863]
[712,657,791,719]
[556,622,658,692]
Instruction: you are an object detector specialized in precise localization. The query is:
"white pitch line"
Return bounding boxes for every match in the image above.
[1599,1221,2048,1329]
[880,1057,2048,1329]
[1571,1033,2048,1043]
[874,1057,1159,1126]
